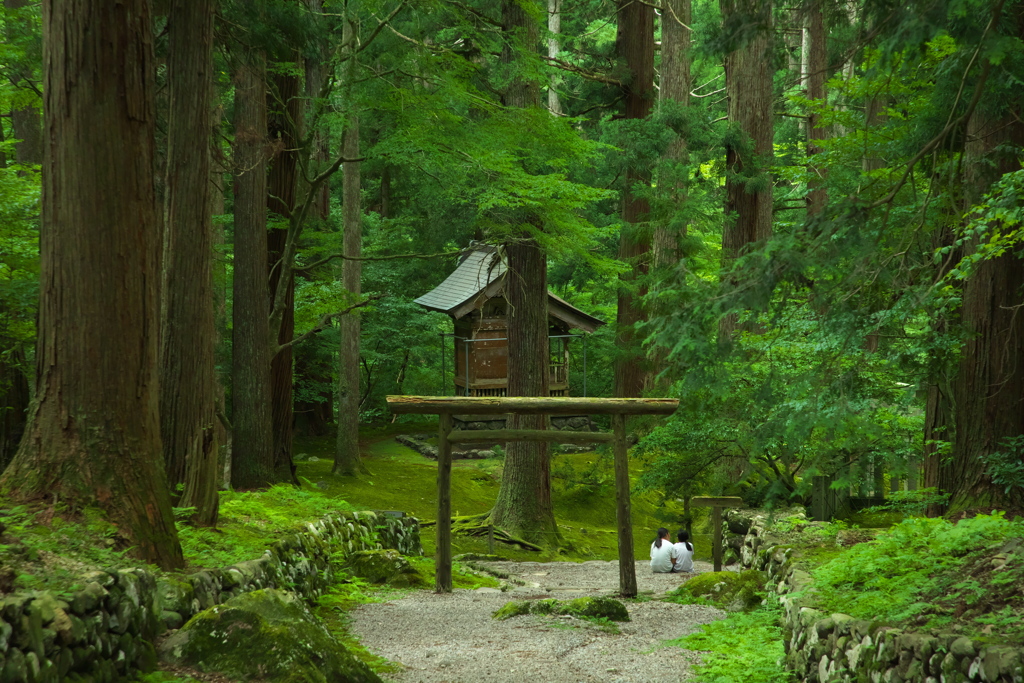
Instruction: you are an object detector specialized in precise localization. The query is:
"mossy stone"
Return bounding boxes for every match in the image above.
[492,596,629,622]
[159,588,381,683]
[343,550,426,587]
[492,600,532,620]
[671,570,764,611]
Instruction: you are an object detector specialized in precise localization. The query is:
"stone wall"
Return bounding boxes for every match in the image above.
[739,516,1024,683]
[0,510,421,683]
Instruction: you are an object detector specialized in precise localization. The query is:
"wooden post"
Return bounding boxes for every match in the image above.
[711,507,723,571]
[436,412,453,592]
[612,413,637,598]
[690,496,744,573]
[487,523,495,554]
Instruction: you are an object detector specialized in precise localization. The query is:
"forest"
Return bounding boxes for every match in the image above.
[0,0,1023,581]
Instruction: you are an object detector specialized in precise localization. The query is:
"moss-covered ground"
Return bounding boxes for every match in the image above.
[294,427,713,563]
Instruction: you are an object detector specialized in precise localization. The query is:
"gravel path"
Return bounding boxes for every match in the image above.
[350,559,726,683]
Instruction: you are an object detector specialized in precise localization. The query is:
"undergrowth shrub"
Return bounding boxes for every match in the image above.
[810,513,1024,635]
[672,598,792,683]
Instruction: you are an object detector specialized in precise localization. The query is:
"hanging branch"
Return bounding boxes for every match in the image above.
[275,293,384,355]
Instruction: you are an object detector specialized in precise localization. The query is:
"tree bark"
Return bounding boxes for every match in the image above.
[491,238,557,543]
[266,68,302,484]
[719,0,773,340]
[231,52,275,490]
[655,0,691,266]
[161,0,219,525]
[947,105,1024,511]
[614,0,655,398]
[1,0,184,569]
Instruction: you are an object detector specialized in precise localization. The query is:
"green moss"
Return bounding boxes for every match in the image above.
[160,589,381,683]
[492,600,533,620]
[343,550,427,587]
[669,570,765,612]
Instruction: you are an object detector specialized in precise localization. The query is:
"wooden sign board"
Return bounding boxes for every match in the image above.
[690,496,744,572]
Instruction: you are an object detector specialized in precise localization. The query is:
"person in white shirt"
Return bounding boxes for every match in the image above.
[650,527,678,573]
[672,529,694,573]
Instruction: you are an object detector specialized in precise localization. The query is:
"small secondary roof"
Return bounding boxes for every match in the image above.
[414,245,604,333]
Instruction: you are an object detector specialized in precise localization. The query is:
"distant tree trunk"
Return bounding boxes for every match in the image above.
[489,0,556,544]
[547,0,561,114]
[614,0,654,398]
[267,68,302,485]
[719,0,773,340]
[946,106,1024,511]
[805,0,827,215]
[333,118,363,474]
[161,0,219,525]
[0,0,39,470]
[231,52,275,490]
[1,0,184,569]
[491,238,556,543]
[655,0,691,266]
[5,0,43,170]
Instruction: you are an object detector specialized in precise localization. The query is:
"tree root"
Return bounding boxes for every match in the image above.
[420,513,543,551]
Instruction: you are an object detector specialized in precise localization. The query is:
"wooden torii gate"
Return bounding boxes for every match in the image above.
[386,396,679,597]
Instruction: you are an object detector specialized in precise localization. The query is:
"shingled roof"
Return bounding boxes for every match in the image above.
[414,245,604,332]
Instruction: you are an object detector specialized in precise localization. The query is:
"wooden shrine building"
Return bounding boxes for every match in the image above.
[414,245,603,401]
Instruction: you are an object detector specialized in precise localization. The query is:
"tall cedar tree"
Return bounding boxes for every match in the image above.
[613,0,654,399]
[489,0,558,544]
[1,0,184,569]
[334,15,367,476]
[267,67,302,484]
[946,101,1024,510]
[232,50,276,489]
[719,0,773,339]
[161,0,219,525]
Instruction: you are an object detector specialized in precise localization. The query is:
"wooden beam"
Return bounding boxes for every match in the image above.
[689,496,742,572]
[689,496,744,508]
[612,413,637,598]
[386,395,679,416]
[446,429,614,444]
[435,413,453,593]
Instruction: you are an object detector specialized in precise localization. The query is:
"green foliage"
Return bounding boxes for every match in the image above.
[671,600,793,683]
[666,571,765,612]
[978,435,1024,496]
[178,485,355,569]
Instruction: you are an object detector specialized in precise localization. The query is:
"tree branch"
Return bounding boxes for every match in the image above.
[294,248,462,275]
[275,294,384,355]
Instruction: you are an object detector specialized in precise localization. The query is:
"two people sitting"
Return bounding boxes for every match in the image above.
[650,527,694,573]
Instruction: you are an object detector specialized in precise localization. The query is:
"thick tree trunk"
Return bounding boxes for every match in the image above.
[161,0,218,525]
[489,0,557,544]
[231,53,275,490]
[491,238,556,543]
[1,0,184,569]
[0,350,29,472]
[805,0,827,215]
[333,114,366,476]
[947,106,1024,511]
[614,0,655,398]
[719,0,773,340]
[266,69,302,485]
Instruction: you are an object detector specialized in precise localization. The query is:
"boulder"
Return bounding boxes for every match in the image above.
[670,570,764,612]
[160,589,381,683]
[343,550,427,587]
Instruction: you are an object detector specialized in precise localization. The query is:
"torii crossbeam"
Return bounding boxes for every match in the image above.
[387,396,679,597]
